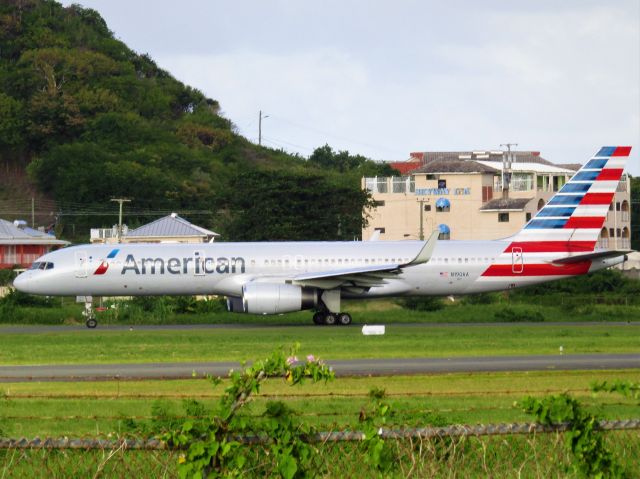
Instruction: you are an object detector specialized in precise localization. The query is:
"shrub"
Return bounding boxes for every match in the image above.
[0,269,17,286]
[494,307,544,322]
[397,297,444,311]
[0,288,53,307]
[461,293,496,305]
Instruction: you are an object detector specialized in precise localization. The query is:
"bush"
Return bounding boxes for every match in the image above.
[0,269,17,286]
[168,296,227,314]
[397,297,444,312]
[0,288,53,307]
[494,307,544,322]
[461,293,496,305]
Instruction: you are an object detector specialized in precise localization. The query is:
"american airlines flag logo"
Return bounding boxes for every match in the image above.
[94,249,119,275]
[439,271,448,277]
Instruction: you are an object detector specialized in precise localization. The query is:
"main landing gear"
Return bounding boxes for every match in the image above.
[312,311,352,326]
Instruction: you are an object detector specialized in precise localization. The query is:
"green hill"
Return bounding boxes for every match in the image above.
[0,0,394,241]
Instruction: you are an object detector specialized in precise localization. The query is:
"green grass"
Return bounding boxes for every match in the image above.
[1,370,638,437]
[3,297,640,326]
[0,323,638,365]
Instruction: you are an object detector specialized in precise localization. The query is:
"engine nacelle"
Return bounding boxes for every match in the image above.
[229,283,318,315]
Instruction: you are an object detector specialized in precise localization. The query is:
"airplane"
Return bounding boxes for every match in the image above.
[13,146,632,328]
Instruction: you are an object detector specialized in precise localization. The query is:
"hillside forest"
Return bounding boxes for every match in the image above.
[0,0,395,242]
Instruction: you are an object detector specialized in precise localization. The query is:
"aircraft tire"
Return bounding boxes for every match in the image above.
[86,318,98,329]
[312,312,324,325]
[324,313,337,326]
[337,313,352,326]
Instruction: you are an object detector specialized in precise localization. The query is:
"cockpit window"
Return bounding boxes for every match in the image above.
[29,262,54,270]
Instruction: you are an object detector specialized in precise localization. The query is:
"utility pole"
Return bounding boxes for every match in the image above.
[31,197,35,228]
[417,198,425,240]
[500,143,518,199]
[258,110,269,146]
[110,198,131,243]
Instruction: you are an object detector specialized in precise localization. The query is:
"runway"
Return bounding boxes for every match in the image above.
[0,353,638,382]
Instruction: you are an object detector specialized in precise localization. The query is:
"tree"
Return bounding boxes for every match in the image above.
[223,170,373,241]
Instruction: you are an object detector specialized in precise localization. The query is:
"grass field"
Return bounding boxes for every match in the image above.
[3,296,640,326]
[1,369,639,438]
[0,322,638,365]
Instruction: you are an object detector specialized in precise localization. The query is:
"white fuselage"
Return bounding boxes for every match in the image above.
[13,240,622,299]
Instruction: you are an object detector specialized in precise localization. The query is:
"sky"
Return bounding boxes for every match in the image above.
[61,0,640,174]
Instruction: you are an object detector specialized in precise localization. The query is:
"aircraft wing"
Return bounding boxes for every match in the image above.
[290,231,439,290]
[551,249,632,265]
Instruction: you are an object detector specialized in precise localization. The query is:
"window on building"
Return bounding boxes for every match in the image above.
[438,224,450,240]
[373,200,385,207]
[511,173,533,191]
[438,179,447,189]
[616,202,621,211]
[526,213,532,222]
[498,213,510,222]
[436,198,450,212]
[374,227,386,234]
[426,174,438,180]
[424,204,431,212]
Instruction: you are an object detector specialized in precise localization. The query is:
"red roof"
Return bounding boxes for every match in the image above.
[390,160,422,175]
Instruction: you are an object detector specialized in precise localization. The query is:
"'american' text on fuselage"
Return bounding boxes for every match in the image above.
[121,254,246,275]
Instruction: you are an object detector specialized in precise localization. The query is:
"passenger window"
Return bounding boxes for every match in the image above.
[464,258,468,263]
[444,258,449,264]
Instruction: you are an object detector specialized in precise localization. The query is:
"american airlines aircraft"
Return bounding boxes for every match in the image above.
[13,146,632,328]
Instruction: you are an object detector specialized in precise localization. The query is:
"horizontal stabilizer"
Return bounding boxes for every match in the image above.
[551,250,632,265]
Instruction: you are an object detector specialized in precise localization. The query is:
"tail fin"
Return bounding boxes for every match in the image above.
[510,146,631,252]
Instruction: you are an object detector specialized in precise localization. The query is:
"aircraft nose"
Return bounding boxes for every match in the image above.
[13,272,32,293]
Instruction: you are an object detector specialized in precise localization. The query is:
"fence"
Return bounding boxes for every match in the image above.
[1,421,639,478]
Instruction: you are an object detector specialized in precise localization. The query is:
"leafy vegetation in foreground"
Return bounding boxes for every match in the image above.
[3,352,638,478]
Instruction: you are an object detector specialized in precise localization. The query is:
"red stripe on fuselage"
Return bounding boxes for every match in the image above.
[612,146,632,157]
[563,217,605,229]
[596,169,623,181]
[503,241,596,253]
[481,262,591,277]
[579,192,614,205]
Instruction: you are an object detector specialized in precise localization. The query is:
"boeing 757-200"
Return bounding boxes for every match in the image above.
[13,146,632,328]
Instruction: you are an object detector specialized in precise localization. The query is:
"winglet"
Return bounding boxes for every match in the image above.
[405,230,439,266]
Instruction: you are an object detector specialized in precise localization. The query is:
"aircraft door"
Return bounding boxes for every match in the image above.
[511,247,524,274]
[75,251,88,278]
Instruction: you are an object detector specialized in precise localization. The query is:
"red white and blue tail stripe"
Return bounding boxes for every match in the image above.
[481,146,631,279]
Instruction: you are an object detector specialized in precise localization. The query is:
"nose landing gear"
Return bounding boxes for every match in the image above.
[79,296,98,328]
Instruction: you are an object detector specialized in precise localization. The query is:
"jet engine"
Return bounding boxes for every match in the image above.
[227,283,318,314]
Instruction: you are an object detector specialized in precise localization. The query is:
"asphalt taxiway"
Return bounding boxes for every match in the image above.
[0,353,638,382]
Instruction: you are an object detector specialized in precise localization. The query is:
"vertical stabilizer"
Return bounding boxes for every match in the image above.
[510,146,631,252]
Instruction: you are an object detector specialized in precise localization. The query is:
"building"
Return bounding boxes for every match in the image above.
[363,150,630,248]
[0,219,69,269]
[90,213,220,244]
